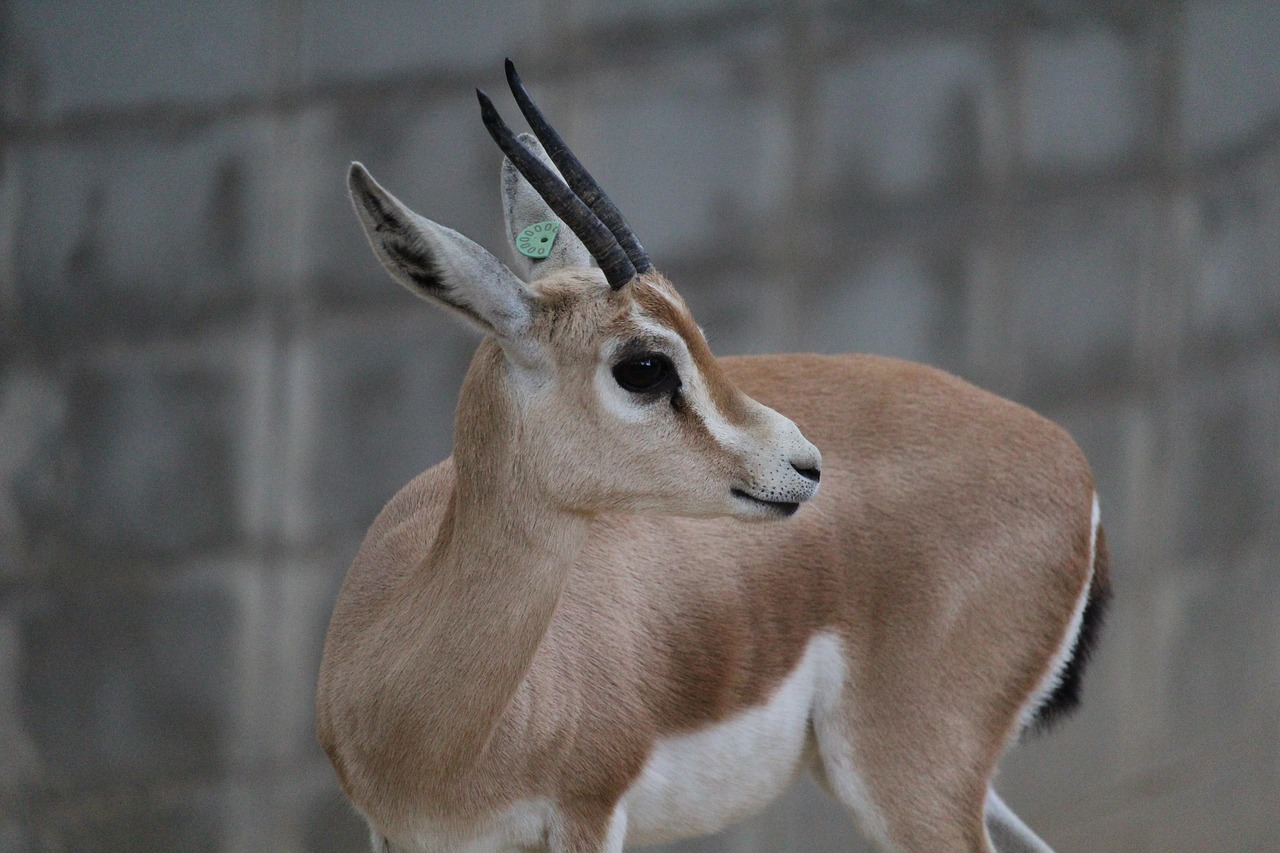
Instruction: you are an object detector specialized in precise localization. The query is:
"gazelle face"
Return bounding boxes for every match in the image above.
[348,62,819,521]
[509,271,821,521]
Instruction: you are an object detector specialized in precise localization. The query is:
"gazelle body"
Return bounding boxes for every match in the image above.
[317,63,1110,853]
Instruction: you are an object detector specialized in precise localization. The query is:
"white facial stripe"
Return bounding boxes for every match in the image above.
[627,313,687,356]
[596,308,742,456]
[595,320,688,424]
[679,371,820,506]
[683,359,741,448]
[626,305,820,497]
[601,300,820,511]
[594,359,650,424]
[638,276,685,313]
[627,309,743,448]
[633,307,780,461]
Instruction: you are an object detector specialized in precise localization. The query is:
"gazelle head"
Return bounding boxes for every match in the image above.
[348,61,820,521]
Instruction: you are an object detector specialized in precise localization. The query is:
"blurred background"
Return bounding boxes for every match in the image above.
[2,1,1278,851]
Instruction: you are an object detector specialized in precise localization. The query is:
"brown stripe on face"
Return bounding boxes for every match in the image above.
[631,274,752,425]
[669,378,722,457]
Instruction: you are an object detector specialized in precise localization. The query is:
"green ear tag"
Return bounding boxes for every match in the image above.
[516,220,560,259]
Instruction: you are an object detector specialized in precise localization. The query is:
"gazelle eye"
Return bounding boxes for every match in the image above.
[612,353,679,395]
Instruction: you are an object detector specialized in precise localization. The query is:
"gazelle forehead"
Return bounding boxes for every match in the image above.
[524,270,617,347]
[527,272,695,354]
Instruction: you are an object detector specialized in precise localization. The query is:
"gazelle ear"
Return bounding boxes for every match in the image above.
[501,133,593,282]
[349,163,532,338]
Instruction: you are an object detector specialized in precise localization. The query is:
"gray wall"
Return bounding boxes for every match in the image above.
[3,2,1278,851]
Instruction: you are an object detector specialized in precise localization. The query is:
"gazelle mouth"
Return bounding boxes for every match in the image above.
[730,488,801,517]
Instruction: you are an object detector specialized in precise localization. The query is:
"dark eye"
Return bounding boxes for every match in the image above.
[612,353,679,395]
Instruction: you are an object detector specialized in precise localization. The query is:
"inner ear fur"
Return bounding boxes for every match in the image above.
[501,133,593,282]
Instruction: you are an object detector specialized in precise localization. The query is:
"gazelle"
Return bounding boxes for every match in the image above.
[316,61,1110,853]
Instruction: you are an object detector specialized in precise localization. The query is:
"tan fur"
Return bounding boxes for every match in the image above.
[316,270,1097,852]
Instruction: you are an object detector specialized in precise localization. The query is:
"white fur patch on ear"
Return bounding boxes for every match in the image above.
[500,134,593,282]
[349,163,533,338]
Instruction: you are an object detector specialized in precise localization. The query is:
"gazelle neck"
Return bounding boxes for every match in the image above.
[385,340,591,798]
[443,342,593,589]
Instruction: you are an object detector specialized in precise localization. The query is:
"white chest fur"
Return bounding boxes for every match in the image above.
[620,633,845,847]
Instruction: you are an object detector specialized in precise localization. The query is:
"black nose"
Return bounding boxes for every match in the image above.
[793,464,821,483]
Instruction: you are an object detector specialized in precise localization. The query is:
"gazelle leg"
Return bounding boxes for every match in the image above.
[547,804,626,853]
[812,711,995,852]
[985,789,1057,853]
[600,807,627,853]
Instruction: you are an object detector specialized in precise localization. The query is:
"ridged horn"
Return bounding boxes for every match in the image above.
[478,90,637,289]
[504,59,653,276]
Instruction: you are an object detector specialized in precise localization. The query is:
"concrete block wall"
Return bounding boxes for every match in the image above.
[2,2,1277,851]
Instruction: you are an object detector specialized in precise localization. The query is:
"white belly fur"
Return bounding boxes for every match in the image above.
[380,634,847,852]
[621,633,844,847]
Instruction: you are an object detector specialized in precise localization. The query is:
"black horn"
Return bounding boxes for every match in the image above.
[477,89,637,289]
[504,59,653,276]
